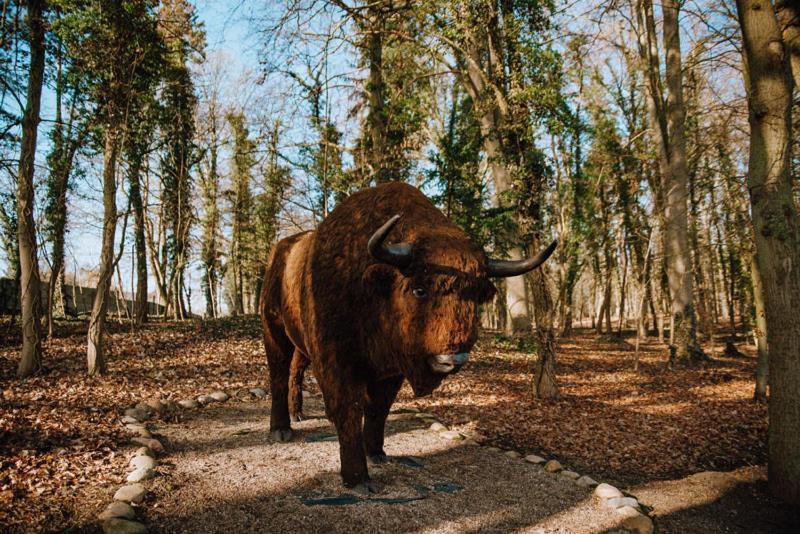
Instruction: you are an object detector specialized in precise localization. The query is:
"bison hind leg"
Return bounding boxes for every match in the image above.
[288,349,310,422]
[262,320,296,440]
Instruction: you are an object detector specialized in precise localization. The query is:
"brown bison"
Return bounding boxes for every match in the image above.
[259,182,555,490]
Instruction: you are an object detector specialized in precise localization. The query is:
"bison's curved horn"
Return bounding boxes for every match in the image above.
[486,239,558,278]
[368,214,413,268]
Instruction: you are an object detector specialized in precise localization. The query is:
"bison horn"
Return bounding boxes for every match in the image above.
[368,214,413,268]
[486,239,558,278]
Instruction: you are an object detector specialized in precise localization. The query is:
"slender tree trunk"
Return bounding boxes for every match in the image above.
[662,0,705,362]
[128,156,148,324]
[87,128,119,376]
[366,6,389,183]
[736,0,800,504]
[530,238,559,399]
[16,0,46,378]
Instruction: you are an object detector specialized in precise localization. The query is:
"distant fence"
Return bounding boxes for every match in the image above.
[0,277,165,317]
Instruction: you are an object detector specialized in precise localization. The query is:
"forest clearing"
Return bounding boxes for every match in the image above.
[1,318,797,532]
[2,0,800,532]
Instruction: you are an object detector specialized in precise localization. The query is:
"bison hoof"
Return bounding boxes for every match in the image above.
[351,481,380,495]
[270,428,293,442]
[367,453,388,465]
[289,412,305,423]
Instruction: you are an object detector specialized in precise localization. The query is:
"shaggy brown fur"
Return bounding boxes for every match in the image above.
[260,182,498,488]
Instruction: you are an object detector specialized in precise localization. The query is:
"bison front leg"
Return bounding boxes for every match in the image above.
[288,349,310,422]
[363,375,404,464]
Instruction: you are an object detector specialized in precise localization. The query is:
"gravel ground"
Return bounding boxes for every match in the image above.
[144,396,626,533]
[632,466,799,533]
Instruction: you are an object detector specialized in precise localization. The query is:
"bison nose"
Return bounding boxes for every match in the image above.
[428,352,470,374]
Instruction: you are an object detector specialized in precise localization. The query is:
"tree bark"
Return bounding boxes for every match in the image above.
[16,0,46,378]
[751,255,768,403]
[87,128,119,376]
[736,0,800,504]
[128,155,148,324]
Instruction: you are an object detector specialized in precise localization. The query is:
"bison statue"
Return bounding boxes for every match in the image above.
[259,182,556,490]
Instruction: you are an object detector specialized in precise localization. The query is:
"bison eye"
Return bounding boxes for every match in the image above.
[411,287,427,299]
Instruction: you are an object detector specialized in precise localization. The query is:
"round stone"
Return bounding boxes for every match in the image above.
[113,483,147,503]
[616,505,641,519]
[98,501,135,521]
[249,388,267,398]
[197,395,214,405]
[131,437,163,452]
[576,475,598,487]
[129,455,156,471]
[123,408,148,422]
[544,460,563,473]
[132,447,153,458]
[595,483,624,499]
[560,470,580,480]
[622,513,654,534]
[126,467,154,483]
[486,446,501,452]
[429,422,447,432]
[124,424,152,438]
[120,416,140,425]
[178,399,198,409]
[210,391,229,402]
[606,496,639,510]
[524,454,546,465]
[504,450,522,459]
[441,431,465,441]
[102,518,148,534]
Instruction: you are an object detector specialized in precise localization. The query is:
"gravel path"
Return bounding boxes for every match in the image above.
[144,396,626,533]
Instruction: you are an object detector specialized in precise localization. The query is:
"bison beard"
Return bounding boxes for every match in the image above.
[259,182,555,489]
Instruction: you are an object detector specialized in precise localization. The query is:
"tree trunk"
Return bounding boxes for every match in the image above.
[128,156,148,324]
[662,0,705,362]
[16,0,46,378]
[366,6,389,184]
[530,239,559,399]
[736,0,800,504]
[87,128,119,376]
[751,255,768,403]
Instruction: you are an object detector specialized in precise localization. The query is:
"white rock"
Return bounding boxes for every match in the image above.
[197,395,214,405]
[560,470,580,480]
[576,475,598,487]
[544,460,563,472]
[524,454,546,465]
[123,408,148,422]
[113,483,147,503]
[124,424,152,438]
[414,413,436,419]
[504,450,522,459]
[441,431,465,441]
[622,513,654,534]
[178,399,198,409]
[210,391,229,402]
[120,416,140,425]
[129,455,156,471]
[132,447,153,458]
[98,501,136,521]
[102,518,148,534]
[616,505,641,519]
[594,482,623,499]
[126,467,154,483]
[606,496,639,510]
[249,388,267,398]
[486,446,501,452]
[429,422,447,432]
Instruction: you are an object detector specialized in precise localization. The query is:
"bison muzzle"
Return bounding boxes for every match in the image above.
[259,182,555,491]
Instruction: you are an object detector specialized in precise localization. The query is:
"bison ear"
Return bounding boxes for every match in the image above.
[362,264,396,297]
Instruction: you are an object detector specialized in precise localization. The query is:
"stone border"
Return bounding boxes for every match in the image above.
[414,411,655,534]
[98,387,268,533]
[99,393,653,534]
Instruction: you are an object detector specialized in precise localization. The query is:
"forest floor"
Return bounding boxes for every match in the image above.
[1,316,798,532]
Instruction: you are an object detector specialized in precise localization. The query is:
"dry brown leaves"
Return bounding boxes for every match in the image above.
[402,331,767,489]
[0,318,767,531]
